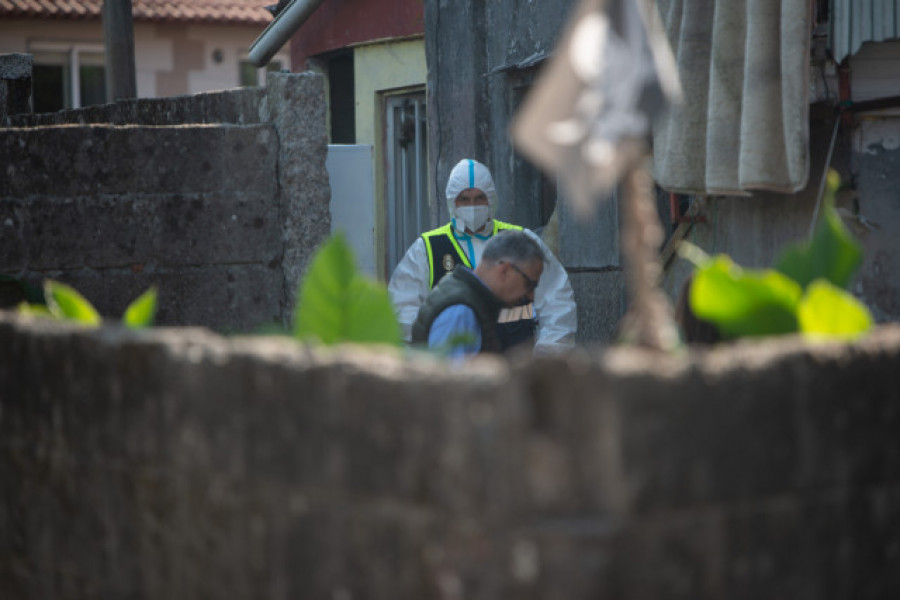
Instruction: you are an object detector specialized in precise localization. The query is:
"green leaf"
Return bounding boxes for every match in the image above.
[294,234,401,346]
[17,302,54,318]
[123,286,157,329]
[798,279,873,340]
[294,234,357,344]
[691,255,802,338]
[343,277,403,344]
[776,205,862,290]
[44,280,101,326]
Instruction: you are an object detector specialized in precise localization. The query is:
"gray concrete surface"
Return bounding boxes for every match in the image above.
[1,312,898,599]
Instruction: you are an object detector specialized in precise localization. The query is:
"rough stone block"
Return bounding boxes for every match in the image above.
[265,73,331,313]
[79,195,160,268]
[155,191,280,265]
[220,125,277,196]
[1,125,276,199]
[792,343,900,489]
[330,366,524,514]
[616,343,803,511]
[121,126,226,195]
[20,196,85,269]
[0,199,25,272]
[153,264,284,331]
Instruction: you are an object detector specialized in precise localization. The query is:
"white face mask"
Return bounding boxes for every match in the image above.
[455,205,491,233]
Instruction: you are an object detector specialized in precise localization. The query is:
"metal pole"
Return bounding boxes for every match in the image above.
[70,49,82,108]
[103,0,137,102]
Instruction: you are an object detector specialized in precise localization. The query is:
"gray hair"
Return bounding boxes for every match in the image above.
[482,230,545,265]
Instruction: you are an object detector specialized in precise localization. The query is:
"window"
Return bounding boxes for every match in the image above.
[385,92,428,273]
[30,45,106,113]
[239,57,286,88]
[308,50,355,144]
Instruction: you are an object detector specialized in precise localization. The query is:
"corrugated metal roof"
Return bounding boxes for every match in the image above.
[831,0,900,62]
[0,0,273,25]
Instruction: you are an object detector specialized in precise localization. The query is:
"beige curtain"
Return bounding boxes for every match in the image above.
[652,0,812,196]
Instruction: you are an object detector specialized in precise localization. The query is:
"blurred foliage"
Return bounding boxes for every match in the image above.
[682,170,872,342]
[294,233,401,346]
[18,280,157,329]
[122,286,158,329]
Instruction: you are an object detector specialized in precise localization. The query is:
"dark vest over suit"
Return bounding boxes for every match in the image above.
[411,266,504,354]
[419,220,535,350]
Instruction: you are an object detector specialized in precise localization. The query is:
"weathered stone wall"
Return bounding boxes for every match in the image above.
[0,71,330,332]
[2,311,898,600]
[3,86,266,128]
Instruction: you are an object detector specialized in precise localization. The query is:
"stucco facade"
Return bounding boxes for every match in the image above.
[0,19,288,104]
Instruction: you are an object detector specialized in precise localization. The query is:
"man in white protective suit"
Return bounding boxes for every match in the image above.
[388,158,577,354]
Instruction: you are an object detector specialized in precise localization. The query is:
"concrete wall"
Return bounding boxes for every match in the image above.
[2,312,899,599]
[0,70,331,333]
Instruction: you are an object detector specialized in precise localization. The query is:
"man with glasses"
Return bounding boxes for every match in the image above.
[390,158,576,354]
[412,230,545,358]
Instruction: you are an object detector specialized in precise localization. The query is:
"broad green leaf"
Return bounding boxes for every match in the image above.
[44,280,101,326]
[691,255,802,338]
[776,205,862,290]
[343,277,402,344]
[294,234,357,344]
[798,279,873,340]
[123,286,157,329]
[294,234,401,345]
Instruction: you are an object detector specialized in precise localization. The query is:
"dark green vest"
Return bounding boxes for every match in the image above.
[420,220,535,351]
[411,266,504,354]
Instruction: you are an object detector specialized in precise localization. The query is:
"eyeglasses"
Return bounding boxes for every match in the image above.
[506,262,539,292]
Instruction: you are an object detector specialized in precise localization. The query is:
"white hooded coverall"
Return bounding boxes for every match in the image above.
[388,158,577,354]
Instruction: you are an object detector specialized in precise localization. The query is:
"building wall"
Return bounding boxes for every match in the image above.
[0,19,288,101]
[2,313,899,599]
[426,0,900,343]
[661,42,900,326]
[290,0,424,70]
[354,37,427,277]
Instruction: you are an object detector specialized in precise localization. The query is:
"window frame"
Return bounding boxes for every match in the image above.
[27,40,106,110]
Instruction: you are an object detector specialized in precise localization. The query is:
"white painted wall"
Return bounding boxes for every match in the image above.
[0,18,287,100]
